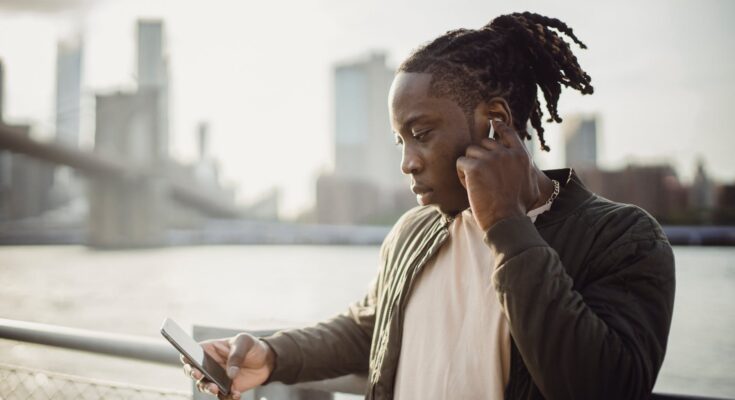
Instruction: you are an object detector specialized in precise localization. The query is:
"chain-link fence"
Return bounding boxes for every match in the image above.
[0,363,190,400]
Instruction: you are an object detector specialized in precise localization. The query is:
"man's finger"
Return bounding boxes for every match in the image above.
[465,144,492,159]
[212,340,230,354]
[183,359,205,382]
[203,340,230,363]
[195,377,214,393]
[457,156,474,173]
[206,382,219,396]
[219,391,241,400]
[456,156,471,188]
[492,119,523,149]
[456,156,480,186]
[477,137,502,151]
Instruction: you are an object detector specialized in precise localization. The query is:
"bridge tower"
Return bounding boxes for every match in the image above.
[90,89,167,247]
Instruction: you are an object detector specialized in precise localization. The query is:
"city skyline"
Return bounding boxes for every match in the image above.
[0,0,734,218]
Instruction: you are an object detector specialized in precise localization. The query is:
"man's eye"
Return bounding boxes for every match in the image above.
[413,130,431,141]
[394,135,404,146]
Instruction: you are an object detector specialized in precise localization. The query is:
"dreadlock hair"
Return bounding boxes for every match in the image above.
[398,12,593,151]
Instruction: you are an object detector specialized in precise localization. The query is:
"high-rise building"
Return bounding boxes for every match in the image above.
[0,59,4,123]
[52,39,85,212]
[690,158,715,212]
[0,59,55,220]
[563,115,597,169]
[0,59,9,217]
[55,39,82,148]
[716,182,735,224]
[137,21,165,88]
[317,52,414,224]
[576,163,688,221]
[334,52,402,189]
[136,20,169,158]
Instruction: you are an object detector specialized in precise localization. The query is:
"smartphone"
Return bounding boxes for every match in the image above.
[160,318,232,395]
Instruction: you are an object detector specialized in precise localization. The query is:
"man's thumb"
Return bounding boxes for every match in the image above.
[227,334,252,378]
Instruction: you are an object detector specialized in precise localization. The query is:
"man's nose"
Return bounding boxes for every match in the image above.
[401,146,423,175]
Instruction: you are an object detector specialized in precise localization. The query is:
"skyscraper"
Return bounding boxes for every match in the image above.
[55,39,82,148]
[690,158,715,211]
[136,20,169,158]
[137,21,165,88]
[563,114,598,169]
[334,52,402,189]
[0,59,4,123]
[52,39,85,211]
[317,52,414,224]
[0,59,55,220]
[0,59,9,215]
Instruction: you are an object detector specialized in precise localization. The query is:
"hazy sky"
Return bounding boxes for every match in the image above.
[1,0,734,217]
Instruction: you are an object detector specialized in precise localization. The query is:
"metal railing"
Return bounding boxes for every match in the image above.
[0,318,364,400]
[1,318,728,400]
[0,317,179,365]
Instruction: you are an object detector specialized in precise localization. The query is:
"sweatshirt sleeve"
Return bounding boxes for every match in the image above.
[259,206,424,385]
[485,215,675,400]
[260,276,377,384]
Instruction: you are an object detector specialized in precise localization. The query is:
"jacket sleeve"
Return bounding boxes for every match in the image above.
[260,275,377,384]
[485,214,675,400]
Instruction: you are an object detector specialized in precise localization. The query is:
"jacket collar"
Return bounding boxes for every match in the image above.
[534,168,594,227]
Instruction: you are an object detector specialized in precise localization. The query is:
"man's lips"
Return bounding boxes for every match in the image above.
[411,184,433,195]
[411,184,434,206]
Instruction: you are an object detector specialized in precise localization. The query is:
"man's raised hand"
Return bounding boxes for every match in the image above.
[181,333,275,400]
[456,119,540,231]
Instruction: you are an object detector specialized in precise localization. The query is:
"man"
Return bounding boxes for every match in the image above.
[184,12,675,400]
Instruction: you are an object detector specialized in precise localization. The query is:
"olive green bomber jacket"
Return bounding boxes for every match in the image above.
[262,168,676,400]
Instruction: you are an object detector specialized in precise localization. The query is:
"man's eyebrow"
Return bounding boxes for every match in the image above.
[399,113,433,132]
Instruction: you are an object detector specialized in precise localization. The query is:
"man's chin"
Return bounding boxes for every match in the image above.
[431,202,466,218]
[415,190,468,216]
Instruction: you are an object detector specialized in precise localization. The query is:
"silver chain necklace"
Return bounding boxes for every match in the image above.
[544,179,560,206]
[449,179,560,225]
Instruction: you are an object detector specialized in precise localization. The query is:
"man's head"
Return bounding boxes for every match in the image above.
[389,12,593,215]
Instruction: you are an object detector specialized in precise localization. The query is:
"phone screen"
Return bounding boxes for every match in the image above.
[160,318,231,395]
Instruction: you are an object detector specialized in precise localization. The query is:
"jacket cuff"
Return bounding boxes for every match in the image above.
[260,331,303,384]
[483,215,547,269]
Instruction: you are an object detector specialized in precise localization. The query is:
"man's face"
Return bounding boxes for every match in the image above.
[389,72,482,215]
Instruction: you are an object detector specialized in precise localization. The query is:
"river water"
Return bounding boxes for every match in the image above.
[0,245,733,398]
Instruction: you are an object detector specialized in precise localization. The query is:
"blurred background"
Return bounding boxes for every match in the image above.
[0,0,733,399]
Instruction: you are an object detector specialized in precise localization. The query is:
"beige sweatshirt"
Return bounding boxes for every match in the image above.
[394,204,551,400]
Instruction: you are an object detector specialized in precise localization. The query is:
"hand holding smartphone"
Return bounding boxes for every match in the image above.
[160,318,232,396]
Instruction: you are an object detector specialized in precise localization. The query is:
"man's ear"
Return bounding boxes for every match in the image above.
[484,97,513,126]
[472,97,514,139]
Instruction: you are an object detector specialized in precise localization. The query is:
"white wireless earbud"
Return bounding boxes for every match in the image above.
[487,117,502,139]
